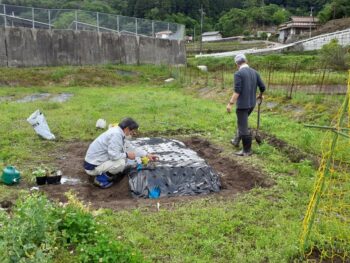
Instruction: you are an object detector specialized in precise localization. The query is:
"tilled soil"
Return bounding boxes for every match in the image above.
[41,137,273,210]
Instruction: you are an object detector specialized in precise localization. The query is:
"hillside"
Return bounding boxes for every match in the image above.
[311,17,350,37]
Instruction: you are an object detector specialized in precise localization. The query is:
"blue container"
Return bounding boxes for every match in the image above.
[149,187,161,199]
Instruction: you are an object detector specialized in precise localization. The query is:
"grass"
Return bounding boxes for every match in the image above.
[0,64,349,262]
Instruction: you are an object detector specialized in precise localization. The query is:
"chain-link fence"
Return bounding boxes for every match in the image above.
[0,4,185,40]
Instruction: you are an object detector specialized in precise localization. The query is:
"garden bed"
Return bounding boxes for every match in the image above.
[41,137,273,210]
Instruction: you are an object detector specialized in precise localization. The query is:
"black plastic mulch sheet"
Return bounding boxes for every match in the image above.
[128,138,221,198]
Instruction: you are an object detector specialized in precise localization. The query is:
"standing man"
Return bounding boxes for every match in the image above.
[226,54,265,156]
[84,117,158,188]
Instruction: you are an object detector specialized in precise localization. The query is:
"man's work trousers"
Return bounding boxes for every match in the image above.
[85,159,126,176]
[236,107,254,137]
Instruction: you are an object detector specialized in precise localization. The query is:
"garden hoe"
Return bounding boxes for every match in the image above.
[254,97,263,145]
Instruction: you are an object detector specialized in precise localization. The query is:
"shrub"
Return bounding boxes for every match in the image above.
[0,194,59,263]
[319,39,350,70]
[0,193,144,263]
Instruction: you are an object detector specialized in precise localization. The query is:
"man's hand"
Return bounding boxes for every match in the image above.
[147,154,159,162]
[226,103,233,113]
[257,93,264,100]
[127,152,136,160]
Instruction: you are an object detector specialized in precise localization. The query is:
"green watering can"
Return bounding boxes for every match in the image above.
[1,166,21,185]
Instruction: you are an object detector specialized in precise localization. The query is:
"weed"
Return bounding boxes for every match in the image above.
[0,193,144,263]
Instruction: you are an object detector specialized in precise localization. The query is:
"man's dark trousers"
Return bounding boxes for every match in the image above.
[236,107,254,152]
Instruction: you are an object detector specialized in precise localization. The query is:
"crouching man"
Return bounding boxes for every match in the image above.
[84,117,158,188]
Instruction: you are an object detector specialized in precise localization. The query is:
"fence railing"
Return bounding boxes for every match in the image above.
[169,65,348,97]
[0,4,185,40]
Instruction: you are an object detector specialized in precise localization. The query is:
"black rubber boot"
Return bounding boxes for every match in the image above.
[230,130,241,147]
[234,135,252,156]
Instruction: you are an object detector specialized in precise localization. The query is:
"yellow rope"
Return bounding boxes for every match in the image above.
[300,71,350,262]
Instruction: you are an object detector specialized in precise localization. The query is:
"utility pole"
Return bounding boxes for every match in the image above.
[309,6,314,38]
[199,5,205,55]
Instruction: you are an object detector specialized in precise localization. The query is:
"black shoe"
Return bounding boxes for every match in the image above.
[234,135,253,156]
[230,132,241,147]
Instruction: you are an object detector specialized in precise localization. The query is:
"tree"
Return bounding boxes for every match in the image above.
[272,8,290,24]
[319,39,350,70]
[318,0,350,22]
[217,8,248,37]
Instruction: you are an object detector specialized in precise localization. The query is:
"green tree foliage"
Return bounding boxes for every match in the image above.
[217,8,248,37]
[217,4,291,37]
[317,0,350,23]
[319,39,350,70]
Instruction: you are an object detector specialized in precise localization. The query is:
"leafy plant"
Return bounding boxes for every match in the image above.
[32,167,47,177]
[319,39,350,70]
[0,193,144,263]
[0,194,59,263]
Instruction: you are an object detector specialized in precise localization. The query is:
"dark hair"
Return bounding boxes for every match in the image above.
[119,117,139,130]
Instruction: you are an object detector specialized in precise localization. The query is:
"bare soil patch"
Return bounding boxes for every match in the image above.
[305,248,349,263]
[42,137,273,210]
[260,131,319,166]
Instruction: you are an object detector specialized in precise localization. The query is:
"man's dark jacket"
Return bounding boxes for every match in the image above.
[234,66,265,109]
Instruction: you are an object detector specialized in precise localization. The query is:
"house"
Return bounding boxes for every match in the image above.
[202,31,222,42]
[155,30,173,39]
[278,16,319,43]
[257,27,276,39]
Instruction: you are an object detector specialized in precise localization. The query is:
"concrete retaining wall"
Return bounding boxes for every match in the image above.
[289,29,350,52]
[0,27,186,67]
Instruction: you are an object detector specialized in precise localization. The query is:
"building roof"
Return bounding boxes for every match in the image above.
[155,30,173,35]
[291,16,319,23]
[202,31,221,36]
[278,16,319,31]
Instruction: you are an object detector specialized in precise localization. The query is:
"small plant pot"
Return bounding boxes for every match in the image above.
[36,176,47,185]
[47,176,61,185]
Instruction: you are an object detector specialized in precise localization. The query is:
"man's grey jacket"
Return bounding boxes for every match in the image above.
[234,65,266,109]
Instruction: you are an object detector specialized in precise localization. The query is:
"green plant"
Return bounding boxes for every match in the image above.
[0,194,59,263]
[59,201,97,246]
[319,39,350,70]
[77,234,144,263]
[32,167,47,177]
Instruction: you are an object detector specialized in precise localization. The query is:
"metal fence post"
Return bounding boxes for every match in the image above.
[117,15,119,33]
[152,21,154,37]
[319,66,327,93]
[48,9,51,30]
[32,7,34,29]
[288,63,298,99]
[96,12,99,32]
[75,10,78,31]
[3,4,6,27]
[167,23,170,31]
[135,17,138,35]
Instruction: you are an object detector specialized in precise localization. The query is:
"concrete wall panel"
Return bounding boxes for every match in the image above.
[139,37,155,64]
[171,40,186,65]
[1,27,186,67]
[51,30,77,66]
[100,32,122,64]
[0,28,7,66]
[120,34,138,64]
[155,38,172,65]
[75,30,100,65]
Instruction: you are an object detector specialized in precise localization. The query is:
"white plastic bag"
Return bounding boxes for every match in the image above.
[96,119,107,129]
[27,110,56,140]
